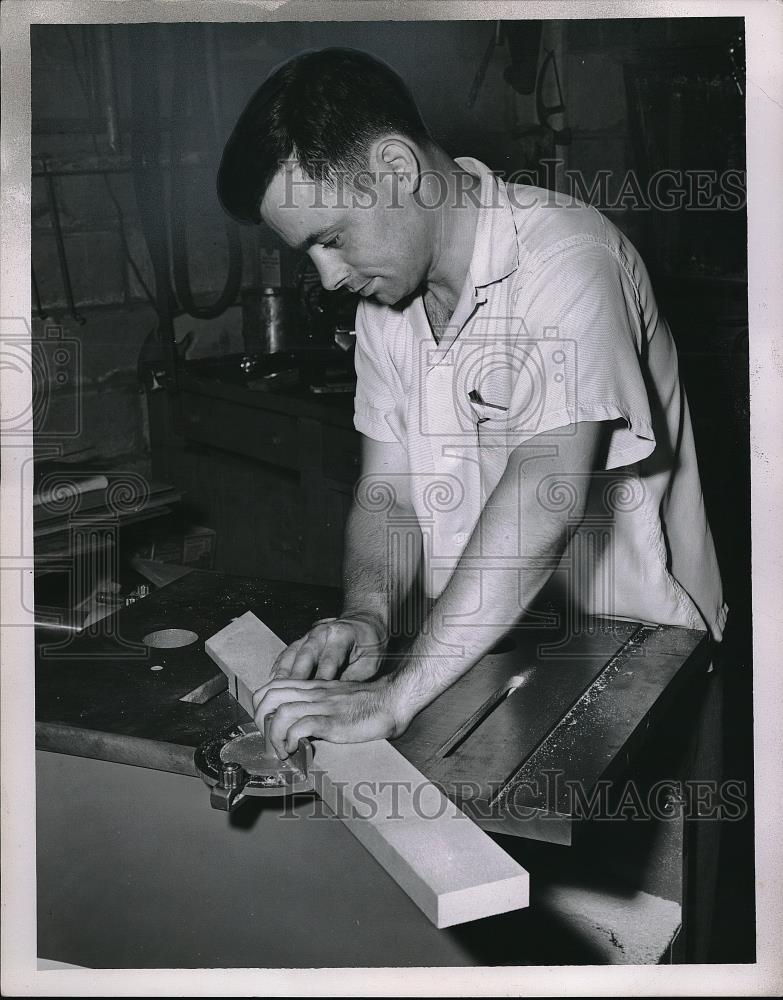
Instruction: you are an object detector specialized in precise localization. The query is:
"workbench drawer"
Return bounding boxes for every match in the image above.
[182,392,300,471]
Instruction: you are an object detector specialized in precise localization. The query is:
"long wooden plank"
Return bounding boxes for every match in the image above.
[312,738,530,927]
[205,612,530,928]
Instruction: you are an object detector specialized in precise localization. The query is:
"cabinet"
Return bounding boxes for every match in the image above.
[148,371,360,588]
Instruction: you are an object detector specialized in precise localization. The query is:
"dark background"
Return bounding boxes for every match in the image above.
[31,17,752,963]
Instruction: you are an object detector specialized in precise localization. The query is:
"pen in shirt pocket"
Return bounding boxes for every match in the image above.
[468,388,508,410]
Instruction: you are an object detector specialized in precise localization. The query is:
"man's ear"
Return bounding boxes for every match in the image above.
[369,137,422,196]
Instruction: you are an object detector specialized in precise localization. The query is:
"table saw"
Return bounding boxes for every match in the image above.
[35,568,713,967]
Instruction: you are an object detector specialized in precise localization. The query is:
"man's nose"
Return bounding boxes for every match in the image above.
[309,248,348,292]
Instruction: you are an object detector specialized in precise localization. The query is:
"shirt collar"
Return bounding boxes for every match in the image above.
[454,156,520,293]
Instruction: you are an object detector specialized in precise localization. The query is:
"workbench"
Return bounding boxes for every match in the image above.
[36,569,713,967]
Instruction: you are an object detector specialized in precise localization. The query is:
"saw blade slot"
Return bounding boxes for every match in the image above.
[437,674,529,759]
[179,673,228,704]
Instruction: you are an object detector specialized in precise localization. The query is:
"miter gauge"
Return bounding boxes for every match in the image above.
[194,720,315,811]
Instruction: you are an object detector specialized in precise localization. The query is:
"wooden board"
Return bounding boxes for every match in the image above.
[204,610,286,716]
[204,612,530,928]
[312,738,530,928]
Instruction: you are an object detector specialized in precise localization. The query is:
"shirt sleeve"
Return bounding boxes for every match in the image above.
[352,301,403,444]
[495,241,657,470]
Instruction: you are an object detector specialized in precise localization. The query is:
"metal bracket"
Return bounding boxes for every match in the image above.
[194,723,315,812]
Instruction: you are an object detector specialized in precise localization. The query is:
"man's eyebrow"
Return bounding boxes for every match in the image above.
[296,226,335,252]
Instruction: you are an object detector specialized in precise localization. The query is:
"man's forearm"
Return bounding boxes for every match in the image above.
[382,423,608,727]
[393,525,567,725]
[340,498,422,639]
[386,471,572,724]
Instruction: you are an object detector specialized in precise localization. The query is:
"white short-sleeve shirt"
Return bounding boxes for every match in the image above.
[353,157,728,641]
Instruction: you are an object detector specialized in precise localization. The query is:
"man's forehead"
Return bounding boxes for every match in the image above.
[260,162,346,240]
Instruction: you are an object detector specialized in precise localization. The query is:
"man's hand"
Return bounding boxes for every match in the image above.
[251,675,409,758]
[272,615,385,681]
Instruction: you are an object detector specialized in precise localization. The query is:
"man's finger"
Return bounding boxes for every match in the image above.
[341,658,379,681]
[313,639,355,679]
[266,700,332,758]
[282,713,336,753]
[271,637,305,679]
[251,677,335,714]
[284,627,334,679]
[289,623,356,679]
[272,623,359,680]
[279,701,394,750]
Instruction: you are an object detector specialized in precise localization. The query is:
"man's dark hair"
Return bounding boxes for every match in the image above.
[217,47,432,224]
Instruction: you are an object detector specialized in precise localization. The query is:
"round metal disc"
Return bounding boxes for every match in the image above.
[195,727,314,798]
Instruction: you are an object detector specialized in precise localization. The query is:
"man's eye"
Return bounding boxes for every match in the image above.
[323,235,342,249]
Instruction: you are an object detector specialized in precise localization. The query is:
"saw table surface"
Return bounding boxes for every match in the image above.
[36,570,340,772]
[36,568,710,843]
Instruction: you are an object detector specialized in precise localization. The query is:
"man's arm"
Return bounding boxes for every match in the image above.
[270,434,421,681]
[255,419,610,756]
[386,420,609,720]
[341,435,421,635]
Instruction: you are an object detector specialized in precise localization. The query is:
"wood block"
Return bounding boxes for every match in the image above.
[204,611,286,716]
[204,612,530,927]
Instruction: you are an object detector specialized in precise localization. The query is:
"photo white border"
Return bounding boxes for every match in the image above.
[2,0,781,995]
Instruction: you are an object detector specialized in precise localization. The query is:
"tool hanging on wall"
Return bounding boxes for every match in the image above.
[535,48,572,146]
[466,21,543,109]
[466,21,503,109]
[94,24,121,154]
[504,21,544,95]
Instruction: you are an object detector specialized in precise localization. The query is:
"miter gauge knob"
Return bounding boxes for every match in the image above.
[219,760,247,790]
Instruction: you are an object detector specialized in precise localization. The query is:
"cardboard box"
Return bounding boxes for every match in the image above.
[141,525,216,569]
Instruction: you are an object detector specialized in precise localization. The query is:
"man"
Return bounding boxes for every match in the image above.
[217,47,726,761]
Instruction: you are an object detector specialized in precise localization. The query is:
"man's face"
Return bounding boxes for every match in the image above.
[259,160,431,307]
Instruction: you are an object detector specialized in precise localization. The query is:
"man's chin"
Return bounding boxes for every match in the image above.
[369,287,392,306]
[387,286,420,311]
[361,278,416,309]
